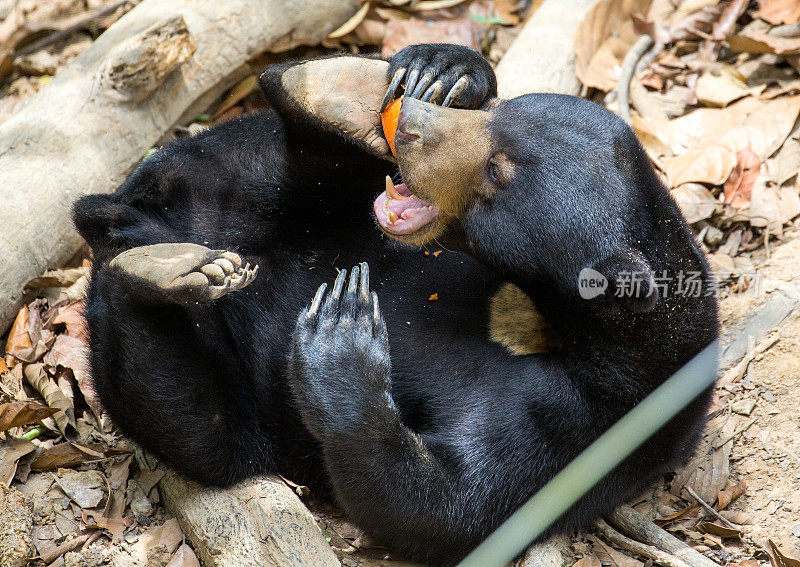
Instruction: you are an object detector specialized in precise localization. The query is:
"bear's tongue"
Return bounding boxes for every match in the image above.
[374,176,440,235]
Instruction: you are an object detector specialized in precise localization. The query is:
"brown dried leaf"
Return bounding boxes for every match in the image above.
[758,0,800,26]
[133,518,183,563]
[695,67,753,107]
[137,468,165,497]
[0,438,35,486]
[52,469,107,509]
[767,539,800,567]
[639,69,665,90]
[23,363,75,436]
[381,17,480,57]
[31,442,105,471]
[673,183,721,223]
[0,400,57,432]
[573,556,603,567]
[748,181,800,233]
[661,95,800,187]
[663,144,737,186]
[25,267,89,290]
[686,95,799,155]
[631,113,672,163]
[83,508,128,542]
[574,0,650,91]
[724,148,761,208]
[8,300,56,363]
[719,510,753,524]
[716,479,746,509]
[698,520,742,537]
[671,412,734,503]
[728,32,800,55]
[42,332,102,421]
[588,535,643,567]
[765,126,800,185]
[655,502,699,524]
[166,543,201,567]
[97,455,132,541]
[52,301,89,344]
[4,304,32,360]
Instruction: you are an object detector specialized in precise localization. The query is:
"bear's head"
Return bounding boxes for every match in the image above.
[379,94,691,314]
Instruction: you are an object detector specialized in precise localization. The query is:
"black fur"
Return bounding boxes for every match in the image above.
[73,45,718,565]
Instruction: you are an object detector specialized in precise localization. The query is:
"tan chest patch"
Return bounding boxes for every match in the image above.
[489,283,560,355]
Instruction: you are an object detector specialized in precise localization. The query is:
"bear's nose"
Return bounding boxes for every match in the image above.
[396,105,420,140]
[396,98,437,144]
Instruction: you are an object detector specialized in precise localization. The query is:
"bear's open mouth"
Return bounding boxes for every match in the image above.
[374,176,440,235]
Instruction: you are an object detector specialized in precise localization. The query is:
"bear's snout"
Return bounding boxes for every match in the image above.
[396,98,438,147]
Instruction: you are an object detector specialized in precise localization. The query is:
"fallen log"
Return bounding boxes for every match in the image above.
[136,451,340,567]
[494,0,598,98]
[0,0,360,334]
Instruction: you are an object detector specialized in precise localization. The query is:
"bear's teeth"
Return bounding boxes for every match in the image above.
[386,176,404,200]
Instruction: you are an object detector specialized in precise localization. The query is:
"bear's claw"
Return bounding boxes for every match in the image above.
[302,263,382,334]
[203,259,258,301]
[382,44,497,111]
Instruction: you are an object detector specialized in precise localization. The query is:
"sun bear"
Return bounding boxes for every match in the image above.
[72,44,718,565]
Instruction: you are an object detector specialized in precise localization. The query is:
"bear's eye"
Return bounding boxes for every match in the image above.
[488,160,500,184]
[487,153,514,188]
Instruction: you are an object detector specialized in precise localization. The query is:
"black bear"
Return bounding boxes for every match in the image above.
[72,44,718,565]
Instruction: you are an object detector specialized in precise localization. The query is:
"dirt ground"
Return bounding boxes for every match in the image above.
[734,312,800,545]
[718,234,800,549]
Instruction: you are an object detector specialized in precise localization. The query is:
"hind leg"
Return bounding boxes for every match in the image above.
[86,244,285,487]
[109,243,258,304]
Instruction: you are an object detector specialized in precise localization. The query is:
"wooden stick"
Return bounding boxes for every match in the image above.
[596,519,693,567]
[608,505,722,567]
[614,34,654,123]
[713,417,756,450]
[718,333,779,387]
[684,486,739,530]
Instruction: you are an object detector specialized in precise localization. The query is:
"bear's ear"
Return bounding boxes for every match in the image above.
[262,56,392,158]
[592,249,659,313]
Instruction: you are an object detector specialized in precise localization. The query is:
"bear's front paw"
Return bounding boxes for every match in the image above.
[383,43,497,111]
[289,263,391,441]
